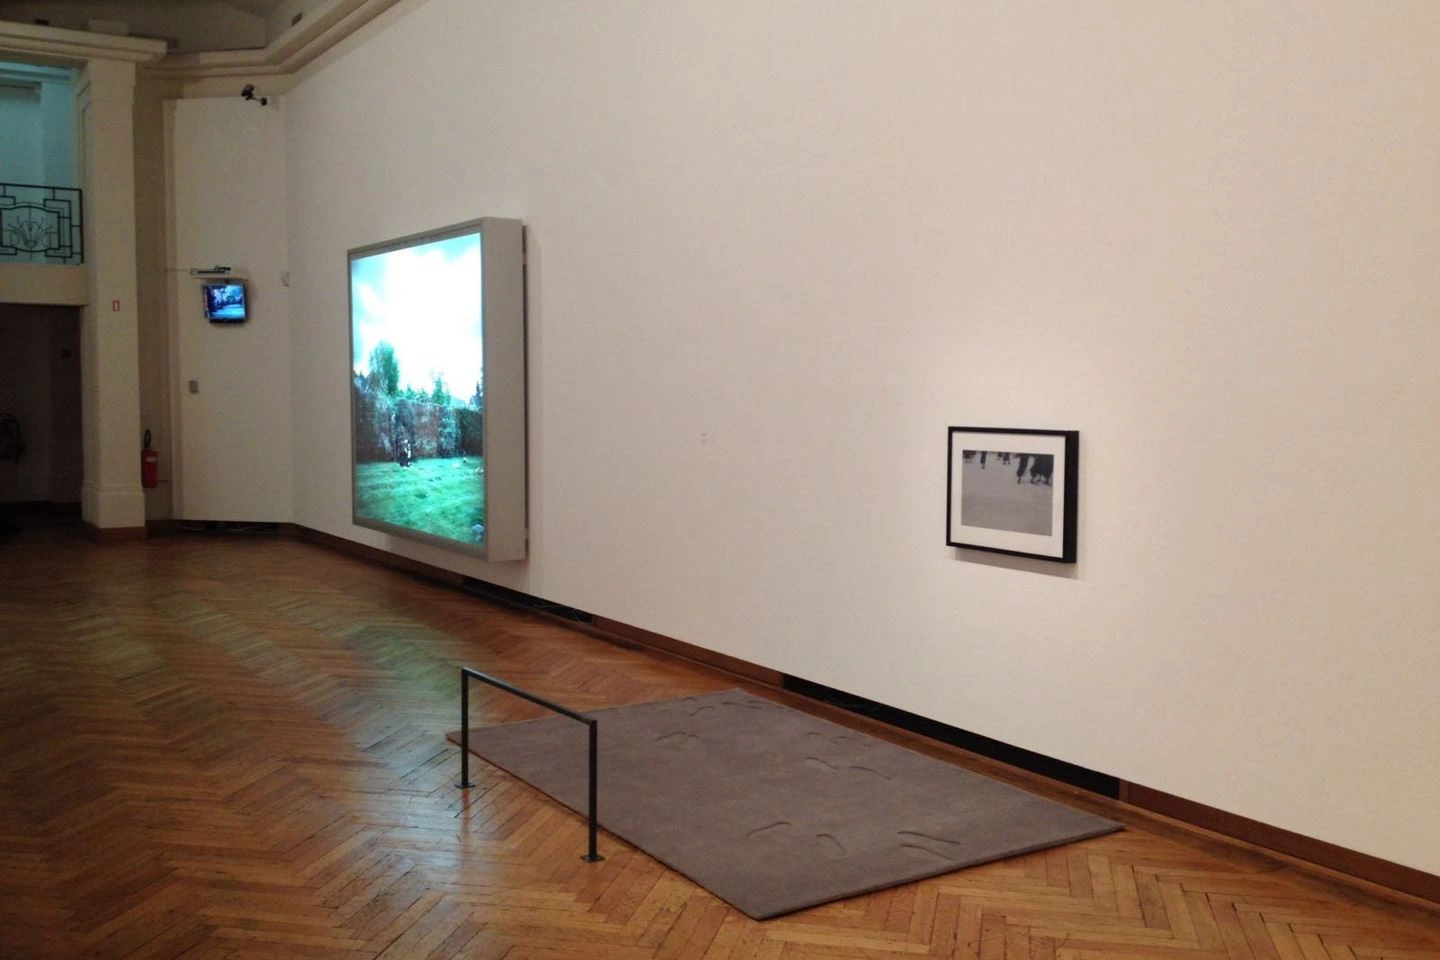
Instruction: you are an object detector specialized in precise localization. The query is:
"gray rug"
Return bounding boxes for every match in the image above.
[450,689,1120,919]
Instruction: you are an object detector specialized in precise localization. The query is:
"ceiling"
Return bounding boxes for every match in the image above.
[214,0,288,15]
[24,0,289,13]
[0,0,304,52]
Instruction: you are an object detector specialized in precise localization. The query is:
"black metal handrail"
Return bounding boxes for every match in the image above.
[457,667,603,862]
[0,182,83,264]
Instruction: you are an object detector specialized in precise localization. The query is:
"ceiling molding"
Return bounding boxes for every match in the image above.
[146,0,401,80]
[218,0,287,17]
[0,20,167,65]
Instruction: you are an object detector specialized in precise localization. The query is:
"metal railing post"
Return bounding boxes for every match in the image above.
[455,667,603,862]
[458,669,474,788]
[584,719,601,862]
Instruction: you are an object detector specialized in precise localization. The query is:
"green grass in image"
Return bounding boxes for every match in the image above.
[355,456,485,545]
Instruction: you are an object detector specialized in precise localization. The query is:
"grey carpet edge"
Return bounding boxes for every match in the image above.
[458,737,1121,920]
[742,820,1125,919]
[446,687,1100,817]
[445,690,1125,920]
[447,687,1119,821]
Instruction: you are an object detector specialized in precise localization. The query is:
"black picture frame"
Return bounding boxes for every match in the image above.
[946,427,1079,563]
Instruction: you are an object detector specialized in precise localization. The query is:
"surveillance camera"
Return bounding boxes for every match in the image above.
[241,84,254,98]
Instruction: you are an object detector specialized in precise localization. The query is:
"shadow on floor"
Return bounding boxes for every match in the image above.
[0,502,84,544]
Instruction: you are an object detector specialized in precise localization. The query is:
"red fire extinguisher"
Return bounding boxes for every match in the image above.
[141,429,159,489]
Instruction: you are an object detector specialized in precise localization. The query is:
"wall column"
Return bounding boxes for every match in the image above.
[76,59,145,532]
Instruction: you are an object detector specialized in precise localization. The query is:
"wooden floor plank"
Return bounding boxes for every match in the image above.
[0,532,1436,959]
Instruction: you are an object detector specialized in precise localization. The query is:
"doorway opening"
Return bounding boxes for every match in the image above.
[0,303,82,540]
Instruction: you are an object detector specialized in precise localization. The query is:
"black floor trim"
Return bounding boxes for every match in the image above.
[461,576,594,624]
[782,675,1121,799]
[405,556,1117,799]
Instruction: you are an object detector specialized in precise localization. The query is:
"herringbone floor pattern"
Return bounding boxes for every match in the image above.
[0,531,1436,959]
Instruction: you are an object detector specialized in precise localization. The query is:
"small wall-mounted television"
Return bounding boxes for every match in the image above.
[203,281,248,323]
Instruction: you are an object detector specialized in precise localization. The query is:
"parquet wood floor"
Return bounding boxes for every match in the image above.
[0,532,1436,959]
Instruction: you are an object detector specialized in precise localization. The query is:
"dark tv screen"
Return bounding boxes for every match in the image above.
[203,282,248,323]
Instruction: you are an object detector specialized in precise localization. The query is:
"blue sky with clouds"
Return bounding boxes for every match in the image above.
[351,232,483,398]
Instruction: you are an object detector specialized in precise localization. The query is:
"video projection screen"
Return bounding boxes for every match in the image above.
[349,217,527,561]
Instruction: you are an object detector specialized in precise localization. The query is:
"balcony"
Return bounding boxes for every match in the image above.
[0,184,87,306]
[1,183,83,266]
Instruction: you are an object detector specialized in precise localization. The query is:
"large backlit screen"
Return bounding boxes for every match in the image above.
[350,229,488,551]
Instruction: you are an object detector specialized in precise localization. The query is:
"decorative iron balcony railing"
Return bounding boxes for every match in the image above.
[0,182,83,265]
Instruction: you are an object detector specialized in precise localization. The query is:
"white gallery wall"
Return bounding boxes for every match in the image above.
[282,1,1440,874]
[167,97,292,522]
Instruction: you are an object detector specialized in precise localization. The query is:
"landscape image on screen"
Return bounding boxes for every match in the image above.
[351,231,486,548]
[204,283,247,321]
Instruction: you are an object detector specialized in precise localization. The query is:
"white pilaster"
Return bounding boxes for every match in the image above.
[77,59,146,531]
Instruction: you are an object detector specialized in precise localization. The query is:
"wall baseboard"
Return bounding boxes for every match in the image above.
[1121,783,1440,906]
[783,675,1122,799]
[280,523,1439,910]
[295,525,465,588]
[594,617,786,688]
[84,521,146,542]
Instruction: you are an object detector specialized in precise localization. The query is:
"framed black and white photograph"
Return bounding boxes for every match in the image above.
[946,427,1079,562]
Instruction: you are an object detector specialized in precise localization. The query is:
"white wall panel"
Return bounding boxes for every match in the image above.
[167,97,291,522]
[282,1,1440,873]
